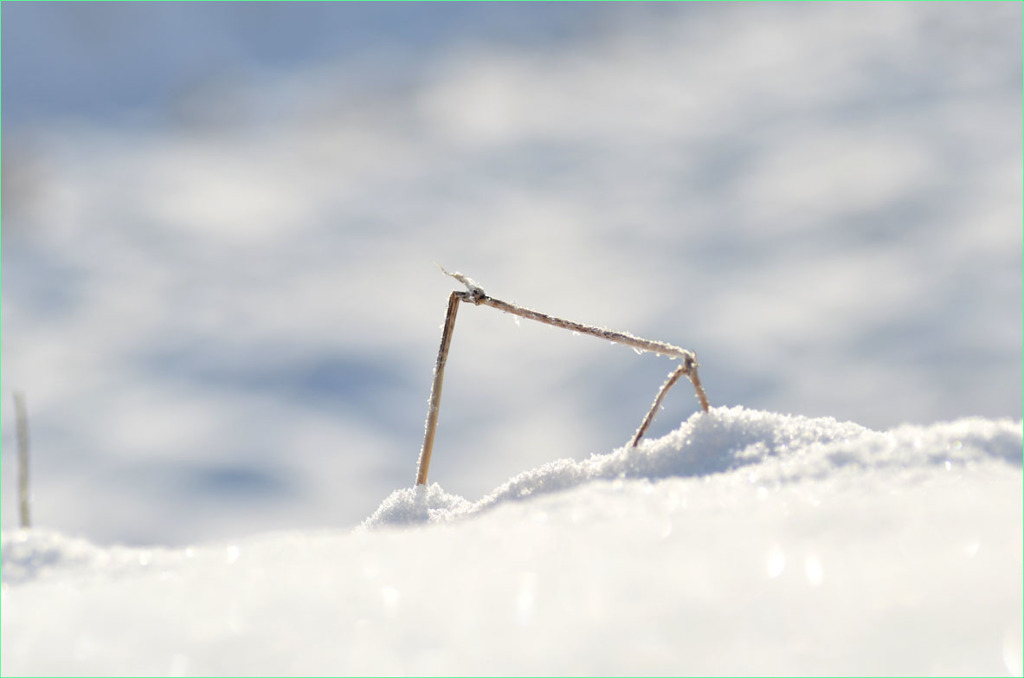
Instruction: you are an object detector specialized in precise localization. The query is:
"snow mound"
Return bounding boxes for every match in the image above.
[359,483,473,527]
[1,530,105,585]
[0,529,191,588]
[2,407,1021,676]
[364,406,1023,527]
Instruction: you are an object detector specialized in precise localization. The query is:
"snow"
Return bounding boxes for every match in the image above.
[365,406,1022,526]
[2,6,1020,672]
[439,265,487,301]
[3,407,1021,676]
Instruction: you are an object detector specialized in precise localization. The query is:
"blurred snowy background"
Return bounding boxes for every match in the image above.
[2,2,1021,546]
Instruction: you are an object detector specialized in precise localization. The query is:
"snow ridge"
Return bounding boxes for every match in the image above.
[2,406,1020,677]
[363,406,1023,528]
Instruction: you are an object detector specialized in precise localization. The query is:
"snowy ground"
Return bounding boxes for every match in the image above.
[2,6,1020,673]
[2,407,1021,676]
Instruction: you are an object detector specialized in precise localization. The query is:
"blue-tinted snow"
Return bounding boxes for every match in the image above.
[1,3,1021,547]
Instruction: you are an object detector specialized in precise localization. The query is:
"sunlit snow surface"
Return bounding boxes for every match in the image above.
[3,407,1021,676]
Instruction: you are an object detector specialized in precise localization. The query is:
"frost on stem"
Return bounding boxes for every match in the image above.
[416,270,710,485]
[437,264,486,302]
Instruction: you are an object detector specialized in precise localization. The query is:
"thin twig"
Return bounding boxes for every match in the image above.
[478,295,696,363]
[14,391,31,529]
[631,364,688,447]
[415,271,710,486]
[416,292,462,486]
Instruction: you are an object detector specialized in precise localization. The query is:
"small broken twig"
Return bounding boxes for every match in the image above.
[14,391,31,529]
[415,268,710,486]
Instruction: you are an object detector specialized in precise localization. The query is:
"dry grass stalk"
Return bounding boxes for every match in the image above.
[416,269,710,486]
[14,391,31,528]
[415,292,461,486]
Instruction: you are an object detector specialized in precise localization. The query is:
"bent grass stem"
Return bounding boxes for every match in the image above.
[416,271,710,486]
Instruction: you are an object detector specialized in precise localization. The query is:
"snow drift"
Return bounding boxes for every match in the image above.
[364,406,1022,527]
[2,407,1022,676]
